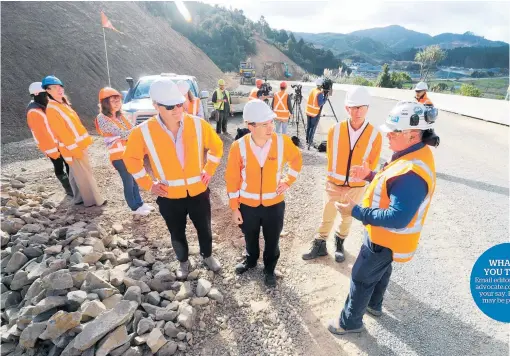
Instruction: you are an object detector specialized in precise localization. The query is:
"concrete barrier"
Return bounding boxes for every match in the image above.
[295,82,509,126]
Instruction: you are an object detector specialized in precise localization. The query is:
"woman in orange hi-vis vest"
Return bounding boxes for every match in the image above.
[177,80,204,119]
[43,75,105,207]
[26,82,73,196]
[95,87,154,216]
[328,101,439,336]
[225,99,302,287]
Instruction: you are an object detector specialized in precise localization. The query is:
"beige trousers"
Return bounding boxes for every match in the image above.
[69,149,105,207]
[317,181,366,239]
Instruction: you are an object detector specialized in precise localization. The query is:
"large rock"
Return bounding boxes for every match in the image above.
[39,311,82,340]
[81,271,115,291]
[5,251,28,273]
[42,270,73,290]
[24,279,44,304]
[160,290,175,301]
[32,296,67,315]
[23,246,44,259]
[0,231,9,247]
[146,328,167,353]
[147,291,161,306]
[190,297,209,306]
[207,288,224,303]
[83,237,105,253]
[123,286,142,304]
[19,321,47,348]
[1,218,25,234]
[155,309,178,322]
[124,346,143,356]
[163,321,179,338]
[10,270,30,290]
[27,262,48,281]
[44,245,63,255]
[109,270,125,287]
[73,300,138,351]
[136,317,155,335]
[102,294,123,309]
[82,252,103,264]
[156,340,178,356]
[177,304,195,330]
[67,290,87,304]
[144,251,156,264]
[175,282,193,301]
[19,223,44,234]
[123,278,151,293]
[93,288,118,301]
[126,267,147,280]
[196,279,212,298]
[29,234,50,244]
[80,300,107,318]
[95,324,129,356]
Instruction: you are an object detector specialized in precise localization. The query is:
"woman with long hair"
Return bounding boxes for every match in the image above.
[177,80,204,119]
[95,87,154,216]
[43,75,105,207]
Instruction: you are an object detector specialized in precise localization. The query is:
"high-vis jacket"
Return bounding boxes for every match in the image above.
[417,93,433,106]
[46,99,92,163]
[26,102,60,160]
[95,113,133,162]
[272,91,291,121]
[306,88,322,117]
[249,88,259,101]
[212,89,231,111]
[327,120,382,187]
[362,145,436,262]
[226,133,302,209]
[123,114,223,199]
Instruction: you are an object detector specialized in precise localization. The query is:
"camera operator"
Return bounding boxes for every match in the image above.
[305,78,327,145]
[249,79,272,102]
[271,81,293,134]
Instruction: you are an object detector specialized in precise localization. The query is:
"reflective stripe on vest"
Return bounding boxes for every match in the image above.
[28,109,57,144]
[273,92,289,118]
[140,117,203,187]
[238,134,284,200]
[306,89,320,116]
[47,104,89,143]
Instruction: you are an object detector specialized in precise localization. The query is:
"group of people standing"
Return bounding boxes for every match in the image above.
[26,74,440,335]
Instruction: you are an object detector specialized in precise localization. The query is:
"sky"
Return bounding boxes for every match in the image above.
[201,1,510,43]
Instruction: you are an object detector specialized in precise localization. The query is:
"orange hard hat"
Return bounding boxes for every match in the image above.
[99,87,121,101]
[280,81,287,89]
[256,79,263,86]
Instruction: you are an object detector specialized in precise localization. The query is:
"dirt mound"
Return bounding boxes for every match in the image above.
[248,36,306,81]
[1,2,224,144]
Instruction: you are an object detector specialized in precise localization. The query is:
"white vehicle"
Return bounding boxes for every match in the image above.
[121,73,209,125]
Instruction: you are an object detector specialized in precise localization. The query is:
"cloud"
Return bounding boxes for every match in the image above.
[202,0,510,42]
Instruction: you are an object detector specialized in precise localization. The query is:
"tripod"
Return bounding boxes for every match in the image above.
[307,93,338,150]
[289,93,306,142]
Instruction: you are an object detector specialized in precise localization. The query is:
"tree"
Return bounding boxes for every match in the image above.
[276,29,288,44]
[375,64,393,88]
[460,84,482,97]
[352,76,373,86]
[415,45,447,81]
[390,71,411,88]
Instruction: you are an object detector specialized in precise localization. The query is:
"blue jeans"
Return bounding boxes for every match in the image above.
[306,115,320,144]
[339,232,393,330]
[275,121,288,135]
[112,159,143,211]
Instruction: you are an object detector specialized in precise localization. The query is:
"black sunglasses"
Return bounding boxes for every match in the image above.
[157,102,183,110]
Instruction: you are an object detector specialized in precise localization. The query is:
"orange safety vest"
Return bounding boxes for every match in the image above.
[327,121,382,187]
[123,114,223,199]
[46,99,92,164]
[362,145,436,262]
[95,113,133,162]
[417,93,433,106]
[226,132,303,209]
[187,98,201,117]
[249,88,259,101]
[273,91,290,121]
[306,88,321,117]
[26,102,60,160]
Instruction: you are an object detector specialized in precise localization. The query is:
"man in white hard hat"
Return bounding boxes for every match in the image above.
[328,101,439,335]
[305,78,327,146]
[303,86,382,263]
[225,99,302,287]
[123,78,224,279]
[414,81,433,106]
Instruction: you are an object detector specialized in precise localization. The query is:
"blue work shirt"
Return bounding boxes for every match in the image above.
[318,92,326,107]
[352,142,429,229]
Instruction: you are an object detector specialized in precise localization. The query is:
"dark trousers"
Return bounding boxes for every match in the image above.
[306,115,320,144]
[157,189,213,262]
[50,156,70,177]
[239,201,285,273]
[340,234,393,330]
[215,110,228,133]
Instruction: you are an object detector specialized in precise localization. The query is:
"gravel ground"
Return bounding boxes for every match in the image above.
[1,88,508,355]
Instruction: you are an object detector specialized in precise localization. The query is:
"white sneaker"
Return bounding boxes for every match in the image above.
[142,203,155,211]
[133,206,150,216]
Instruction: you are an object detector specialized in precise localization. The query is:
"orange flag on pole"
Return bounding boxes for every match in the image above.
[101,11,123,34]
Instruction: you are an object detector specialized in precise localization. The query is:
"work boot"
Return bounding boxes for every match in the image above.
[235,259,256,275]
[203,256,222,272]
[176,261,190,280]
[302,238,328,260]
[56,174,73,197]
[264,271,277,287]
[334,235,346,263]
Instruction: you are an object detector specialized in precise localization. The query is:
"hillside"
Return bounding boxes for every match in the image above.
[1,1,224,144]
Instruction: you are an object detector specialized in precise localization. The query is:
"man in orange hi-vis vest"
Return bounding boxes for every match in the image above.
[305,78,327,145]
[225,99,302,287]
[303,86,382,263]
[328,101,439,336]
[271,81,293,135]
[123,78,224,280]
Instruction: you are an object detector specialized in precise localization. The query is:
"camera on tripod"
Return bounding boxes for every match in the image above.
[258,78,272,98]
[320,78,333,96]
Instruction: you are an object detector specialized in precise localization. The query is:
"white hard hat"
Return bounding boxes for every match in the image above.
[379,101,438,132]
[315,78,324,86]
[345,86,370,107]
[29,82,44,95]
[149,78,185,106]
[176,80,190,96]
[415,81,428,91]
[243,99,276,124]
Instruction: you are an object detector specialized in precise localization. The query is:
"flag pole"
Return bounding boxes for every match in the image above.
[102,26,111,87]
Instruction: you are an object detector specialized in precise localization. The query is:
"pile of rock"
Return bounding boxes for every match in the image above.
[0,175,224,356]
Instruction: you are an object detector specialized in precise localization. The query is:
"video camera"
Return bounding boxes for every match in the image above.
[290,84,303,104]
[320,78,333,96]
[258,78,272,98]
